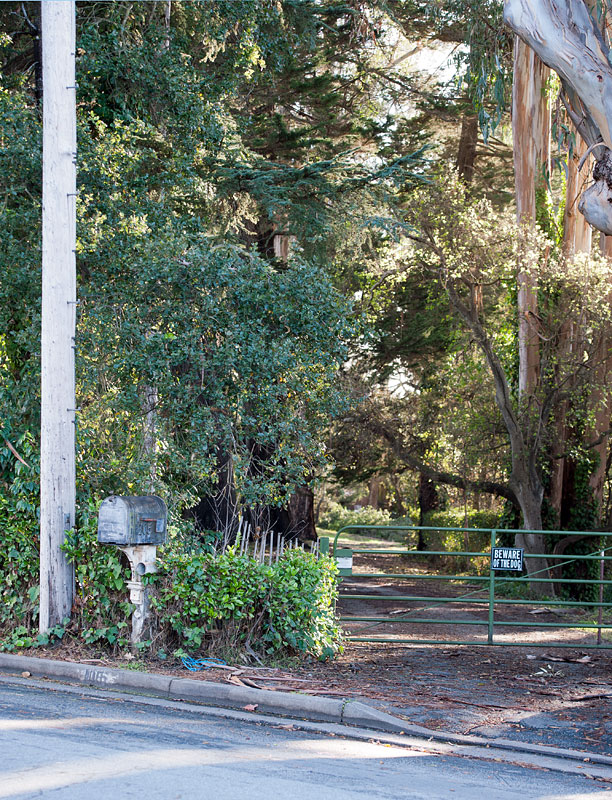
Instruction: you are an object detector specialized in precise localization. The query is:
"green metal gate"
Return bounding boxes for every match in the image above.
[319,525,612,649]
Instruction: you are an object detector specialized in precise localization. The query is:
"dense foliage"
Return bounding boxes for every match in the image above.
[3,0,612,651]
[318,502,397,532]
[153,547,340,659]
[1,3,387,524]
[0,448,341,657]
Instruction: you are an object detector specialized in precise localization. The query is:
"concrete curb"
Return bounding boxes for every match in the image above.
[1,652,610,770]
[0,653,346,723]
[168,677,345,722]
[340,702,612,768]
[0,653,173,695]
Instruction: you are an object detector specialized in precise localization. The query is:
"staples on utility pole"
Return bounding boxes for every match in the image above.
[39,1,77,633]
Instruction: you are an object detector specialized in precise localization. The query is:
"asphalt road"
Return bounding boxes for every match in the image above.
[0,679,609,800]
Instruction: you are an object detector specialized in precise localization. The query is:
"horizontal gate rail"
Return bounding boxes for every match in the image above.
[342,618,489,626]
[345,639,609,648]
[320,524,612,649]
[340,594,612,608]
[341,617,612,629]
[328,524,610,538]
[349,549,612,560]
[338,572,612,584]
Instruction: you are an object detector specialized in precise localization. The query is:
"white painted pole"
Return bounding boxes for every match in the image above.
[40,0,76,633]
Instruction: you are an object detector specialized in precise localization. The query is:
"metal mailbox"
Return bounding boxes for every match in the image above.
[97,496,168,545]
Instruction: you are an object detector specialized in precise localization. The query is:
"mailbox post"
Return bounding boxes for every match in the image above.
[97,496,167,645]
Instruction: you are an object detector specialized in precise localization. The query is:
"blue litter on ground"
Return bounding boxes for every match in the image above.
[181,656,228,671]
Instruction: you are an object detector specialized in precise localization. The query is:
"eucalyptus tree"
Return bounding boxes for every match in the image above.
[504,0,612,236]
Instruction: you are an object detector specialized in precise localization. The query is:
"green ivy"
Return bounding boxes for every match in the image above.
[0,434,40,640]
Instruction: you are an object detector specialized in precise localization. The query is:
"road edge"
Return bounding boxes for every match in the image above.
[0,651,610,773]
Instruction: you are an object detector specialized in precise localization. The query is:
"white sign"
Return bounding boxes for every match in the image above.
[491,547,524,572]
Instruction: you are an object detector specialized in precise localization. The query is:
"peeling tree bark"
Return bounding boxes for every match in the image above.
[510,39,553,590]
[513,39,549,398]
[564,138,594,257]
[549,137,593,522]
[504,0,612,234]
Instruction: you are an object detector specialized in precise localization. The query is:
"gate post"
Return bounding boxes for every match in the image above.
[488,529,497,644]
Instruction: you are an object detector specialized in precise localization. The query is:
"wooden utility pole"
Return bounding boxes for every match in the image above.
[39,1,76,632]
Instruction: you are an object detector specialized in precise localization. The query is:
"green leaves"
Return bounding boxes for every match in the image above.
[1,3,362,525]
[153,546,342,658]
[0,454,341,658]
[76,233,353,509]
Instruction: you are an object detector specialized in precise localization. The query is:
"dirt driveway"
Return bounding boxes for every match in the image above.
[25,529,612,757]
[292,530,612,755]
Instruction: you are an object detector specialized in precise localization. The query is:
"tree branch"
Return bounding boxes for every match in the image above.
[364,417,518,504]
[2,435,31,469]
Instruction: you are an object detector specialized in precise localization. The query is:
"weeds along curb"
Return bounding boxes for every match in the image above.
[2,652,612,772]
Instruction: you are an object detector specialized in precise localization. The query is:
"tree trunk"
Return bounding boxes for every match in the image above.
[513,38,549,398]
[287,485,317,542]
[187,450,239,541]
[504,0,612,235]
[390,473,406,516]
[564,2,608,525]
[549,136,594,521]
[418,473,440,550]
[508,457,552,594]
[513,483,551,595]
[368,474,381,509]
[588,235,612,518]
[140,384,157,493]
[456,114,478,184]
[163,1,171,50]
[418,473,440,525]
[509,36,555,596]
[515,531,550,594]
[564,138,594,257]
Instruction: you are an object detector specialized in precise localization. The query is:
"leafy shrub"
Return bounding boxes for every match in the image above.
[266,550,340,658]
[0,436,40,642]
[150,548,266,654]
[62,502,133,648]
[0,485,133,651]
[419,508,502,574]
[152,547,341,659]
[388,513,418,528]
[423,509,502,532]
[0,441,342,660]
[319,501,393,532]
